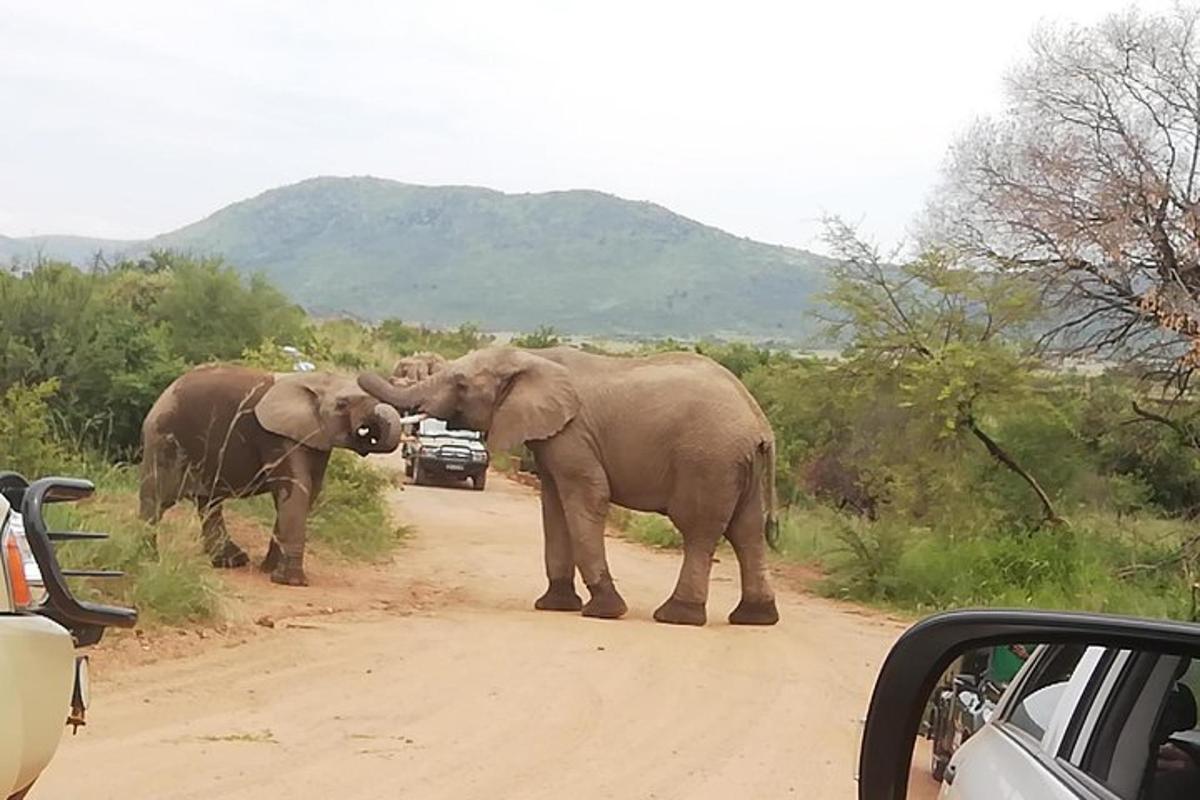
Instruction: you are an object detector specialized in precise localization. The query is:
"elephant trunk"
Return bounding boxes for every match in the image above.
[360,403,404,453]
[358,372,422,413]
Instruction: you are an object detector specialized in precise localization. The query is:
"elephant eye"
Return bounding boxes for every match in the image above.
[334,397,351,411]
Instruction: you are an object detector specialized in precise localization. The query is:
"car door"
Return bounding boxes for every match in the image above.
[941,643,1109,799]
[0,493,76,798]
[944,643,1200,800]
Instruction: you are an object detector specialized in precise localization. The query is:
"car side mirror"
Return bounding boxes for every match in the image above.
[858,609,1200,799]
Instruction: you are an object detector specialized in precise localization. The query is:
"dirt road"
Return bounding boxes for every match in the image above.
[36,457,922,799]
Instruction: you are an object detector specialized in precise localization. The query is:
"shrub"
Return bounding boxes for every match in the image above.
[0,380,71,477]
[308,451,408,561]
[48,471,222,625]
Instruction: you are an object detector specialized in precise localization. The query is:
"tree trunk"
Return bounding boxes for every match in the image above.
[963,415,1065,526]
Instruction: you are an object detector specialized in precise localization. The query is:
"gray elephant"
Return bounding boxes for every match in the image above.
[358,346,779,626]
[139,365,403,585]
[391,352,447,388]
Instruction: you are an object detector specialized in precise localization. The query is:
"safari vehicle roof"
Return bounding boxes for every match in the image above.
[418,418,482,439]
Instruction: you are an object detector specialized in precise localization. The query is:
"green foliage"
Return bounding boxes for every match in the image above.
[0,252,303,457]
[0,380,71,477]
[308,451,408,561]
[146,255,307,364]
[608,508,683,549]
[49,471,222,625]
[374,319,491,360]
[511,325,562,349]
[238,338,300,372]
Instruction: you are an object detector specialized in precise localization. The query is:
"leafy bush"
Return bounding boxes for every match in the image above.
[308,451,408,561]
[0,380,71,477]
[511,325,562,349]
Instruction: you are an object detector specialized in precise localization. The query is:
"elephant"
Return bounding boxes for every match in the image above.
[358,346,780,626]
[138,365,404,585]
[391,352,447,388]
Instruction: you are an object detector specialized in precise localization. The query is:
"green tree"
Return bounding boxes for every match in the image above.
[823,219,1062,524]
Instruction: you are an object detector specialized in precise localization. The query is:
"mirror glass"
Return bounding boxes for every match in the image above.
[900,641,1200,799]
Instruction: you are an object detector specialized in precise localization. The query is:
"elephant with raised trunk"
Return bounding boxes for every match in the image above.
[139,365,403,585]
[358,346,779,626]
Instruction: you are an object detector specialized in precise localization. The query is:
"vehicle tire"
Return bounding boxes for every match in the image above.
[412,460,424,486]
[931,754,948,783]
[473,472,487,491]
[929,697,952,782]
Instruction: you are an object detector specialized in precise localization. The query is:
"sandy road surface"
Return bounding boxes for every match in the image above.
[36,455,929,799]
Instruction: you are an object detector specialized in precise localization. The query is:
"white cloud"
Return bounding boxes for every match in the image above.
[0,0,1183,251]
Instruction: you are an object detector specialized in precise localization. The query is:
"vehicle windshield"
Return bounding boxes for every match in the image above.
[418,418,480,440]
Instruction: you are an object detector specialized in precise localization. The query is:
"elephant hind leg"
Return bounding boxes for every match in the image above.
[654,498,731,627]
[198,499,249,569]
[724,490,779,626]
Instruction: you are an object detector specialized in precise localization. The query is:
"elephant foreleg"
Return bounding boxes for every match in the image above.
[534,475,582,612]
[198,499,249,568]
[269,484,311,586]
[259,516,284,574]
[557,478,625,620]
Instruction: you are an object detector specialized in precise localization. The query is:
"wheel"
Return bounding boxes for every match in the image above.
[473,471,487,491]
[931,753,948,783]
[930,698,953,782]
[411,460,424,486]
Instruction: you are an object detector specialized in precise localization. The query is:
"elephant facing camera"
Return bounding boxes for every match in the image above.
[138,365,404,586]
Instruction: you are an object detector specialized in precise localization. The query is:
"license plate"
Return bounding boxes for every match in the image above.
[445,464,464,471]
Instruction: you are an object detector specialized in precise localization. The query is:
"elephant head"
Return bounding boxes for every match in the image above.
[358,347,580,452]
[255,372,404,455]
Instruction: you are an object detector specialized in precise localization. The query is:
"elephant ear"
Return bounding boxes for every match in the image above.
[489,351,580,453]
[254,372,346,451]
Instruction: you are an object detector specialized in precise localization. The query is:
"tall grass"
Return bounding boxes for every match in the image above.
[46,465,223,625]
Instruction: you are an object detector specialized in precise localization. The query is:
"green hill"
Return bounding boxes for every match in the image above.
[2,176,831,339]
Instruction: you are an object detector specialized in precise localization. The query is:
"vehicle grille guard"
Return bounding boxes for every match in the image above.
[0,472,138,647]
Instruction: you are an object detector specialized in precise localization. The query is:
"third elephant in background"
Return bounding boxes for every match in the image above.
[359,345,780,627]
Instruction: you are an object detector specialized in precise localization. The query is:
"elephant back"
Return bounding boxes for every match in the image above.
[143,365,279,495]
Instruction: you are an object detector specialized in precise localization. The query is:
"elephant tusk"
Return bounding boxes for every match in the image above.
[398,413,426,425]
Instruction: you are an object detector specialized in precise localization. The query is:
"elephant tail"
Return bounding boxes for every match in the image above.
[758,437,781,553]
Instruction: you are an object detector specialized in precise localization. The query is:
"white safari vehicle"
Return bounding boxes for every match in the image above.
[0,472,136,799]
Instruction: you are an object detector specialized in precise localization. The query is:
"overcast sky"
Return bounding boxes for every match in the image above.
[0,1,1183,253]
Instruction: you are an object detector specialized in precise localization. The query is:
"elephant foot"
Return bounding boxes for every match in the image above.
[653,597,707,627]
[534,579,583,612]
[581,578,627,620]
[728,597,780,626]
[210,542,250,569]
[259,543,283,574]
[270,561,309,587]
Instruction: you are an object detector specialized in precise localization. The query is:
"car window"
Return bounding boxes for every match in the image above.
[419,419,448,435]
[1071,653,1197,800]
[1002,644,1089,743]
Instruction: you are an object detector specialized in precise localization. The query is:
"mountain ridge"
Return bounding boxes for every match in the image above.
[1,176,830,340]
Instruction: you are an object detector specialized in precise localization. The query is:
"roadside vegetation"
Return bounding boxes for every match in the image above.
[0,252,453,624]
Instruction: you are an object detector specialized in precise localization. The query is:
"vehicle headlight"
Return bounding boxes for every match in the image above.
[2,512,48,608]
[472,451,488,462]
